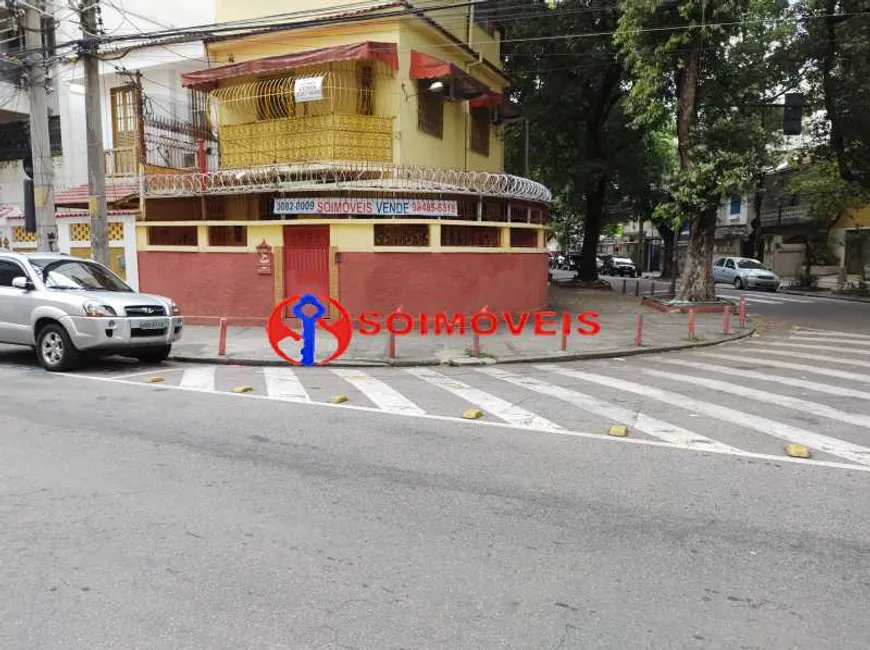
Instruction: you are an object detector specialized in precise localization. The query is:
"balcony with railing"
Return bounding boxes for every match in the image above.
[182,43,400,170]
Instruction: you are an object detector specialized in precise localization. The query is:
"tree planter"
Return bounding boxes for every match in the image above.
[642,295,736,314]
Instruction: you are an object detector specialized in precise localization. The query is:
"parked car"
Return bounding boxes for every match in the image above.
[0,252,183,371]
[602,256,638,277]
[712,256,780,291]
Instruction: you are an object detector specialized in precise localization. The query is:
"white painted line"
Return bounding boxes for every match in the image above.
[332,369,424,415]
[539,365,870,466]
[749,349,870,369]
[178,367,215,391]
[759,341,870,357]
[658,358,870,401]
[55,373,870,474]
[696,352,870,384]
[103,367,188,380]
[718,293,813,304]
[263,367,310,402]
[644,368,870,430]
[794,328,870,340]
[716,294,781,305]
[478,367,741,451]
[789,336,870,347]
[407,367,564,431]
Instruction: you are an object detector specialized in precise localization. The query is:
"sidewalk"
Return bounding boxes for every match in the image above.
[170,286,755,367]
[780,274,870,303]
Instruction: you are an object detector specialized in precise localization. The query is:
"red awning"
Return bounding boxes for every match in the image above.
[469,91,523,121]
[409,50,490,101]
[182,41,399,90]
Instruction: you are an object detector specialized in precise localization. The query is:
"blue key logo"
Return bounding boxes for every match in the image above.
[265,293,354,366]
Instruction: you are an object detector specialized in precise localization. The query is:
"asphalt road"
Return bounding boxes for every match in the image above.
[3,300,870,648]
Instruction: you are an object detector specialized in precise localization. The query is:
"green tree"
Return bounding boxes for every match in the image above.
[616,0,795,301]
[504,0,659,283]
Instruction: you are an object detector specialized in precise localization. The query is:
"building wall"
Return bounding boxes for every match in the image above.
[138,251,276,324]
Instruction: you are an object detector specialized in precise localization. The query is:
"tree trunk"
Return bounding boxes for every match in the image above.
[676,32,703,171]
[677,208,718,301]
[577,174,608,282]
[658,222,675,278]
[822,0,853,182]
[749,174,765,261]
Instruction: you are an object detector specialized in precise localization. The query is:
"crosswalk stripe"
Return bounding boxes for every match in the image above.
[644,368,870,430]
[658,358,870,401]
[788,336,870,347]
[179,367,215,391]
[759,341,870,357]
[795,329,870,340]
[477,367,740,451]
[407,368,564,431]
[539,366,870,466]
[718,293,813,304]
[748,349,870,369]
[263,367,310,402]
[332,369,425,415]
[697,352,870,384]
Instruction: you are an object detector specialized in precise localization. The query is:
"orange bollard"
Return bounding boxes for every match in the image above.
[634,313,643,348]
[739,296,747,329]
[388,306,403,359]
[722,305,732,334]
[218,318,228,355]
[688,309,696,340]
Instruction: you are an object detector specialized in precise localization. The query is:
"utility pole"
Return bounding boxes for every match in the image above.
[80,0,109,265]
[523,117,530,178]
[22,0,57,251]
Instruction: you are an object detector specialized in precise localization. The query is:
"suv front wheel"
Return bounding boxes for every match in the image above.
[36,323,81,372]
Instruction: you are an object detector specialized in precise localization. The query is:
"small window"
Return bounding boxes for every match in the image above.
[510,229,537,248]
[417,80,444,139]
[729,197,741,216]
[208,226,247,247]
[0,259,27,286]
[470,105,490,156]
[725,259,736,269]
[714,258,726,267]
[441,225,500,247]
[374,224,429,247]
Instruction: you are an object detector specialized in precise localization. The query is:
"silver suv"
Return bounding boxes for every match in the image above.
[0,252,183,371]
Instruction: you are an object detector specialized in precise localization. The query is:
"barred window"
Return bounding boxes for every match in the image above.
[470,106,490,156]
[374,224,429,247]
[358,65,374,116]
[441,225,500,247]
[256,77,292,121]
[417,80,444,139]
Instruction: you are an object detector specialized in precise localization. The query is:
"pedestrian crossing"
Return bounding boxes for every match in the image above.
[715,290,820,306]
[68,326,870,473]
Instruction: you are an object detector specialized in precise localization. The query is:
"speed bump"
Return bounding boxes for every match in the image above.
[785,443,811,459]
[462,408,484,420]
[232,386,254,394]
[608,425,629,437]
[330,395,349,404]
[145,377,164,384]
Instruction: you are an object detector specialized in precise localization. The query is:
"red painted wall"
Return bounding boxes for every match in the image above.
[138,252,274,325]
[338,253,548,315]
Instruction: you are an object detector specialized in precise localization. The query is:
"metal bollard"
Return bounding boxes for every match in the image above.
[635,280,640,297]
[650,281,656,296]
[561,329,568,352]
[388,305,403,359]
[722,305,732,334]
[739,296,747,329]
[634,313,643,348]
[622,279,627,294]
[688,308,696,340]
[218,318,228,356]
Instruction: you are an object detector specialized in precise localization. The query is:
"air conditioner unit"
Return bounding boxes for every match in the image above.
[182,153,197,169]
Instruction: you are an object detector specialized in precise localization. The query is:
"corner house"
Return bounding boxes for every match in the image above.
[136,7,551,325]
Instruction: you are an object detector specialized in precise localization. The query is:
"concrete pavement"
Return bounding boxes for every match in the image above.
[2,328,870,649]
[171,284,752,366]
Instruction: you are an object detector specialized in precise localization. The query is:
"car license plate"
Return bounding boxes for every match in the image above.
[139,320,164,330]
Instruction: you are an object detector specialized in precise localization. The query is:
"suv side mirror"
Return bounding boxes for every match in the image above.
[12,276,34,291]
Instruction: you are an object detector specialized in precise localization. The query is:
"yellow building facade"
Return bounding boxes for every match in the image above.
[138,2,551,325]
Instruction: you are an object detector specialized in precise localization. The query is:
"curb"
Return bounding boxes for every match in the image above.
[779,289,870,304]
[168,322,757,368]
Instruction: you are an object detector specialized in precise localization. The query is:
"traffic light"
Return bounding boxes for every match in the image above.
[784,93,804,135]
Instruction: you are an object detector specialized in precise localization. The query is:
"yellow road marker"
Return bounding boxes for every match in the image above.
[330,395,349,404]
[145,377,164,384]
[608,425,629,437]
[232,386,254,394]
[785,443,811,459]
[462,408,484,420]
